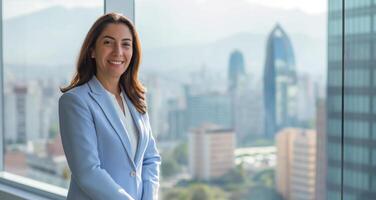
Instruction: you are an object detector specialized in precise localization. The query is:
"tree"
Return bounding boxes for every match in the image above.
[163,188,189,200]
[163,184,228,200]
[49,122,59,139]
[189,184,228,200]
[252,168,275,187]
[190,184,213,200]
[212,162,248,189]
[231,185,283,200]
[161,155,181,178]
[172,142,188,165]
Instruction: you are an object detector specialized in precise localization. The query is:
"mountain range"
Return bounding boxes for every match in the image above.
[3,1,327,80]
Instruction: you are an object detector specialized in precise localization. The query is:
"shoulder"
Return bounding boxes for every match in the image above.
[64,83,90,96]
[59,83,90,106]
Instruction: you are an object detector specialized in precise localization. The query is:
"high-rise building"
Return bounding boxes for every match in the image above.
[4,82,42,144]
[40,79,60,139]
[228,50,245,92]
[185,86,232,130]
[227,50,265,143]
[167,99,187,139]
[188,124,235,181]
[276,128,317,200]
[144,76,164,138]
[263,24,298,138]
[228,50,247,142]
[233,74,264,144]
[296,74,316,127]
[327,1,376,199]
[315,99,326,200]
[166,83,233,140]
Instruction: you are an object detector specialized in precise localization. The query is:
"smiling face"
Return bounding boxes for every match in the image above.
[91,23,133,81]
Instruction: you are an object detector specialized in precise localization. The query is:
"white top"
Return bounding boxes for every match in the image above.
[105,88,139,160]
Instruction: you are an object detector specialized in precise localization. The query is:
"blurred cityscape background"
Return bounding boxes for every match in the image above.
[3,0,373,200]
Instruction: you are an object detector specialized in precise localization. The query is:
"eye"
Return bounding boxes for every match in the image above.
[122,43,131,48]
[103,39,113,45]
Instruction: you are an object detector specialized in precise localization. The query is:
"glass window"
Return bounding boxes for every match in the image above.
[345,43,370,60]
[343,193,356,200]
[7,0,374,199]
[328,166,341,185]
[328,68,342,87]
[344,95,370,113]
[329,0,343,12]
[343,168,369,190]
[344,69,370,87]
[327,191,341,200]
[136,1,330,199]
[329,18,343,36]
[328,95,341,112]
[345,16,371,35]
[344,145,369,164]
[372,124,376,140]
[344,120,370,139]
[371,149,376,166]
[328,43,342,61]
[372,175,376,190]
[343,1,375,199]
[346,0,371,9]
[3,0,103,189]
[328,143,341,160]
[332,95,375,114]
[328,119,342,137]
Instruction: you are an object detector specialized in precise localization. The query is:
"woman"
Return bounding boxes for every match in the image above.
[59,13,161,200]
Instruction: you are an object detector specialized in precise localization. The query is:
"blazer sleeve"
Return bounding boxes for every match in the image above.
[59,92,134,200]
[141,113,161,200]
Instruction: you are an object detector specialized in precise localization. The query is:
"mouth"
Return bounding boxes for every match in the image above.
[108,60,125,65]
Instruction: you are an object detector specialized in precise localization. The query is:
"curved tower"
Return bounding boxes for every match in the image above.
[263,24,298,138]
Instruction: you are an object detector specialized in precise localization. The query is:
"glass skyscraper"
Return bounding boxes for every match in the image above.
[228,50,245,91]
[327,0,376,199]
[263,24,298,138]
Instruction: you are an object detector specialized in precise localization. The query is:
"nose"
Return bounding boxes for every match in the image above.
[113,43,122,56]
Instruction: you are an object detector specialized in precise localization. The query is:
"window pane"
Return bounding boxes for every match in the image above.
[136,1,335,199]
[3,0,103,188]
[327,0,343,199]
[343,0,376,199]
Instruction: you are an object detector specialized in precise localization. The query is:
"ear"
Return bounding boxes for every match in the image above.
[90,49,95,58]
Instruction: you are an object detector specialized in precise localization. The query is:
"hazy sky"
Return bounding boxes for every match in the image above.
[245,0,327,14]
[3,0,103,19]
[4,0,327,19]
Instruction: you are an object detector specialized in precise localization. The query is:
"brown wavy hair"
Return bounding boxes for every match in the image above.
[60,12,147,114]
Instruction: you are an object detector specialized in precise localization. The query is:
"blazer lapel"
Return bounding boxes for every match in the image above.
[87,76,136,169]
[123,94,146,167]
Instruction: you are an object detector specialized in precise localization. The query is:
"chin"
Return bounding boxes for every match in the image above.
[113,73,125,79]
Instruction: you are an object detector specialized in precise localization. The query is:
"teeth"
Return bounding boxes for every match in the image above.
[109,60,123,65]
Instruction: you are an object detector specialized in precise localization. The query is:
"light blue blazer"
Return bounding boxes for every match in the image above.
[58,76,161,200]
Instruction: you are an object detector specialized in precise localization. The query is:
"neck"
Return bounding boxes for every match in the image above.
[96,74,121,96]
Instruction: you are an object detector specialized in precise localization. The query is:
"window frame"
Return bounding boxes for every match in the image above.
[0,0,135,199]
[0,0,353,199]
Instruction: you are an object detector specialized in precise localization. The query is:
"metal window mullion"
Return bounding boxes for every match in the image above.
[0,0,4,172]
[341,0,345,199]
[105,0,135,23]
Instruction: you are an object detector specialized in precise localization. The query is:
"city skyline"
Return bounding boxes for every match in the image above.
[2,1,328,199]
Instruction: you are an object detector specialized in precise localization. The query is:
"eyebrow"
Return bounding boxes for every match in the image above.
[103,35,132,41]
